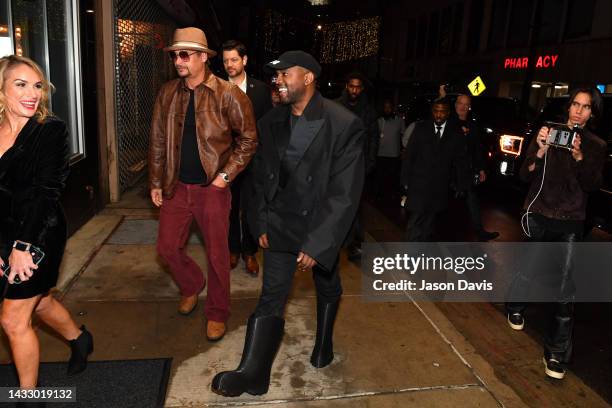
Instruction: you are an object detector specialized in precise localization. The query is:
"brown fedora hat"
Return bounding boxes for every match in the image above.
[164,27,217,57]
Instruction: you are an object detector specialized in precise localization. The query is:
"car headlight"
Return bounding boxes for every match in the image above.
[500,161,508,174]
[499,135,524,156]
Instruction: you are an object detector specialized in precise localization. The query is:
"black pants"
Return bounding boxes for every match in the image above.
[465,186,484,233]
[254,250,342,317]
[506,213,581,363]
[228,172,257,256]
[373,157,401,198]
[405,210,438,242]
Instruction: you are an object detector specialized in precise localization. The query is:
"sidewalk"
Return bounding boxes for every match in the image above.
[0,185,607,407]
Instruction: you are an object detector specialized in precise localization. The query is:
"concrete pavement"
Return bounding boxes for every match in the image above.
[0,185,608,407]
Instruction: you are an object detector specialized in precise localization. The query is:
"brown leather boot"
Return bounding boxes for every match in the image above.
[178,294,198,315]
[207,320,226,341]
[243,255,259,276]
[230,253,240,269]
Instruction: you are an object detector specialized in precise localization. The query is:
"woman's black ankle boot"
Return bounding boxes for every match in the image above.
[67,325,93,376]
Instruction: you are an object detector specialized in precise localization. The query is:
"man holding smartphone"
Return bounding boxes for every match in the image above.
[506,87,606,380]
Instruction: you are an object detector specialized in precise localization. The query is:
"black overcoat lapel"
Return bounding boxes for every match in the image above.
[246,77,254,100]
[424,121,440,152]
[285,92,325,173]
[270,105,291,163]
[282,118,324,177]
[439,122,452,145]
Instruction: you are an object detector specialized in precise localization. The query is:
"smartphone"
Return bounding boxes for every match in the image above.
[544,121,581,150]
[0,245,45,284]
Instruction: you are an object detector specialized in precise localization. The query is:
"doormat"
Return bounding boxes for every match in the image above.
[0,358,172,408]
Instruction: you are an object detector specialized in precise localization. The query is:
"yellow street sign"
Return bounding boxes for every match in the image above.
[468,76,486,96]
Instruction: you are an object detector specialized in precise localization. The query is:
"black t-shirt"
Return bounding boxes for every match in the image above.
[179,90,207,184]
[290,113,301,131]
[279,114,302,189]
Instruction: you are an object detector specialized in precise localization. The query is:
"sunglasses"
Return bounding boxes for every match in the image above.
[168,50,199,62]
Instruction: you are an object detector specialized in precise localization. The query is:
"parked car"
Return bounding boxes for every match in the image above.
[469,96,527,171]
[495,94,612,233]
[398,94,527,173]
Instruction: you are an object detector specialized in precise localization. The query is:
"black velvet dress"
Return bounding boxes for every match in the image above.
[0,116,69,299]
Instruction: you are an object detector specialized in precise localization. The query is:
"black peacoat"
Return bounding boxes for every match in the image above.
[245,76,273,121]
[400,119,469,212]
[248,91,365,272]
[237,76,273,209]
[0,117,69,298]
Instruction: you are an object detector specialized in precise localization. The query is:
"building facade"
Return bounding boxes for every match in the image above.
[1,0,177,234]
[382,0,612,109]
[1,0,101,233]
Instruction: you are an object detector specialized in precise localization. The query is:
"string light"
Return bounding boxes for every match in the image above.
[260,11,380,63]
[316,17,380,63]
[15,26,22,56]
[117,19,168,60]
[260,10,290,55]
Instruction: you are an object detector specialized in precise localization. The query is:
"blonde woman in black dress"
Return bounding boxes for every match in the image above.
[0,55,93,392]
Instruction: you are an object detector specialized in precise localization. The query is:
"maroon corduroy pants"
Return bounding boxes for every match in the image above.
[157,182,231,322]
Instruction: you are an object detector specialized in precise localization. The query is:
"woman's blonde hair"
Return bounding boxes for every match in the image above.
[0,55,54,123]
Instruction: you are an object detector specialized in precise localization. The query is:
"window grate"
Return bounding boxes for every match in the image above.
[114,0,175,192]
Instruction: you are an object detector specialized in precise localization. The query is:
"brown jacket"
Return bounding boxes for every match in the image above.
[148,69,257,198]
[520,128,606,220]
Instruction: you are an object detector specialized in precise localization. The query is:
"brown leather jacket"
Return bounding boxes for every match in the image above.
[148,69,257,198]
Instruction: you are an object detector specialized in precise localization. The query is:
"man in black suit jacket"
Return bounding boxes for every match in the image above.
[452,94,499,241]
[222,40,273,275]
[212,51,364,397]
[400,98,469,241]
[336,71,379,261]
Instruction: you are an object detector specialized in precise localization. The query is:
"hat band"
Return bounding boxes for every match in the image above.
[169,40,209,50]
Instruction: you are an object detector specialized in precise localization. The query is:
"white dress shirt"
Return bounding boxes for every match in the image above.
[434,121,447,138]
[230,72,248,94]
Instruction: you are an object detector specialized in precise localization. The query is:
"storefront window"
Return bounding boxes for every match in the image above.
[10,0,84,161]
[0,3,13,57]
[45,0,84,160]
[10,0,46,64]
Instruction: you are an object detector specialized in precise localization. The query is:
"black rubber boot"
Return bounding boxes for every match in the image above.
[310,298,340,368]
[211,315,284,397]
[67,325,93,376]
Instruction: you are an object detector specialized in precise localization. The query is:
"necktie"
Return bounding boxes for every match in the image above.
[435,126,442,139]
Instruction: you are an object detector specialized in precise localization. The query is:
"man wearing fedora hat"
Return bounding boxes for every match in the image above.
[212,50,364,397]
[149,27,257,341]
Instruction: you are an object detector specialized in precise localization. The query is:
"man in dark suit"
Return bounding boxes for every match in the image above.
[400,98,469,241]
[212,51,364,397]
[452,94,499,241]
[222,40,273,275]
[336,71,379,261]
